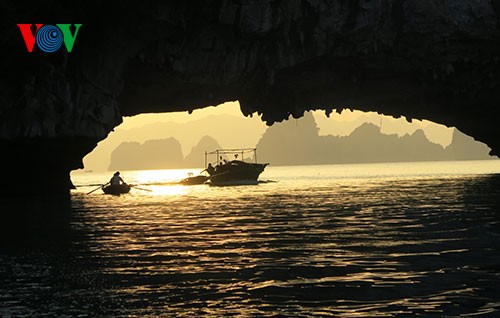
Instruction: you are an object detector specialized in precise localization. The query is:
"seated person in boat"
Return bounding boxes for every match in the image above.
[215,160,231,174]
[110,171,126,186]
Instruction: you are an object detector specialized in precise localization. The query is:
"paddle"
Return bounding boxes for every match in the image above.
[75,183,104,187]
[129,184,152,192]
[87,183,107,195]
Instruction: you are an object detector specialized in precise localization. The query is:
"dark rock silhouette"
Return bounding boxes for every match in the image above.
[109,138,184,171]
[2,2,500,192]
[257,114,495,165]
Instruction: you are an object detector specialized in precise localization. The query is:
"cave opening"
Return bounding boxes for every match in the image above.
[75,101,496,179]
[4,3,500,316]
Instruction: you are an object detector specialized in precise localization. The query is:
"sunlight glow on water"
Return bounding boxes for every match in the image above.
[2,160,500,317]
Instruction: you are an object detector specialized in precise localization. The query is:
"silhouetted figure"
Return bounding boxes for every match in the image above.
[205,163,215,175]
[110,171,125,186]
[102,171,131,195]
[216,160,231,174]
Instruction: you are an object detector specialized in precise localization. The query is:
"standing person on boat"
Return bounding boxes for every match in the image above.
[204,163,215,175]
[110,171,126,186]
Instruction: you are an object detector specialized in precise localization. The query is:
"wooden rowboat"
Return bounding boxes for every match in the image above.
[102,183,131,195]
[178,175,209,185]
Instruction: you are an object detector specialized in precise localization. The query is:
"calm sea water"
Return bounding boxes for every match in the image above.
[2,160,500,317]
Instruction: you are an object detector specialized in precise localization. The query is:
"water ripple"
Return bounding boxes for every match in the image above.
[2,170,500,316]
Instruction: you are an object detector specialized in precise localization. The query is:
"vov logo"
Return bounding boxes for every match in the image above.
[17,24,82,53]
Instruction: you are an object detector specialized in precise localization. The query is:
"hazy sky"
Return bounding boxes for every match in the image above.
[83,101,454,171]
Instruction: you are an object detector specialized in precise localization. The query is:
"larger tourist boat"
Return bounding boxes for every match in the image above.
[204,148,269,185]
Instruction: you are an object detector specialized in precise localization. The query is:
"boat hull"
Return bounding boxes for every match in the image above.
[102,184,131,195]
[209,161,268,185]
[179,175,209,185]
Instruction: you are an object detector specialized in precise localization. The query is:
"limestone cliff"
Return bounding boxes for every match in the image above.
[2,1,500,192]
[184,135,223,168]
[256,114,494,165]
[109,138,184,171]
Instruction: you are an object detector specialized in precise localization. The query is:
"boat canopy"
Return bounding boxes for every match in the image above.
[205,148,259,166]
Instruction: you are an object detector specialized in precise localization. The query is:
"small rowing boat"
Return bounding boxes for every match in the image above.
[178,175,209,185]
[102,183,131,195]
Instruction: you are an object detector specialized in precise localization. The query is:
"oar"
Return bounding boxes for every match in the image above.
[87,183,106,194]
[75,183,104,187]
[129,184,152,192]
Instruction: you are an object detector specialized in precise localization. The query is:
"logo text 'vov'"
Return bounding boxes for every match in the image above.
[17,24,82,53]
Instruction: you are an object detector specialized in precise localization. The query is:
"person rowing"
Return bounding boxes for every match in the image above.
[87,171,130,195]
[110,171,126,186]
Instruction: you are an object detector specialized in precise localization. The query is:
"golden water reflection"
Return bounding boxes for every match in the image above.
[45,161,500,316]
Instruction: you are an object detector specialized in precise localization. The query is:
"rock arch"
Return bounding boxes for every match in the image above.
[2,1,500,192]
